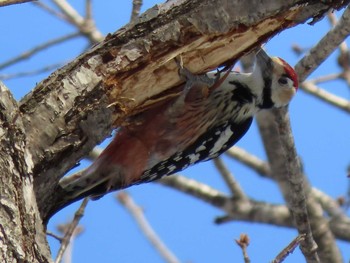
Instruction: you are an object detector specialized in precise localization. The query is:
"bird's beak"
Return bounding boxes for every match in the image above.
[255,48,272,68]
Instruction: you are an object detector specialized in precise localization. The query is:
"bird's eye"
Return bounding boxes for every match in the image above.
[278,77,288,85]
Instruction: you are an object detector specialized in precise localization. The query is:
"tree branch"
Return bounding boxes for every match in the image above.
[32,1,68,21]
[158,175,294,227]
[213,157,247,199]
[130,0,142,23]
[225,146,271,177]
[51,0,103,44]
[0,62,65,80]
[272,234,306,263]
[0,32,80,70]
[301,80,350,113]
[0,81,51,262]
[54,198,88,263]
[256,108,342,263]
[295,5,350,82]
[0,0,35,7]
[117,192,180,263]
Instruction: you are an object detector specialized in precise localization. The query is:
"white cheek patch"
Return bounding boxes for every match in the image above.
[278,88,296,106]
[273,88,296,107]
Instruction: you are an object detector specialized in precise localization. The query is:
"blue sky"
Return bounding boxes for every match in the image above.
[1,1,350,262]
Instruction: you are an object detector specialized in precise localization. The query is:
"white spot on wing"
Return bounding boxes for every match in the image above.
[195,145,206,152]
[173,154,183,161]
[157,164,165,170]
[167,165,177,173]
[209,127,234,156]
[188,153,201,164]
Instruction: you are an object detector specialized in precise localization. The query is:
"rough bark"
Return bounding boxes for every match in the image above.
[0,82,51,263]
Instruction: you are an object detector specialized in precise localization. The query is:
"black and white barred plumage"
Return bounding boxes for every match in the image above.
[59,49,298,205]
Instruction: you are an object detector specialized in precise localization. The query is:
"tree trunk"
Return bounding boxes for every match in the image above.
[0,82,51,262]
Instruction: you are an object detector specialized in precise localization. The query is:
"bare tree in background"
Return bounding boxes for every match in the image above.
[1,1,350,263]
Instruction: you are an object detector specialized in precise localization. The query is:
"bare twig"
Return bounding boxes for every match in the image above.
[0,62,64,80]
[85,0,92,20]
[225,146,271,177]
[307,72,343,84]
[117,192,180,263]
[213,157,246,199]
[130,0,143,23]
[54,198,89,263]
[346,165,350,210]
[235,234,251,263]
[51,0,85,25]
[272,234,306,263]
[0,33,80,70]
[32,1,68,21]
[57,225,83,263]
[311,188,347,220]
[46,231,63,242]
[158,175,228,208]
[51,0,103,44]
[301,81,350,113]
[0,0,35,7]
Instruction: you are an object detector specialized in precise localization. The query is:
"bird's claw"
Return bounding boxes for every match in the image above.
[175,57,215,89]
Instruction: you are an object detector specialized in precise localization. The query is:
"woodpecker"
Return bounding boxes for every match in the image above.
[59,48,298,203]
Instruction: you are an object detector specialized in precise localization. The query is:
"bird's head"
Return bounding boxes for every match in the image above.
[255,49,298,108]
